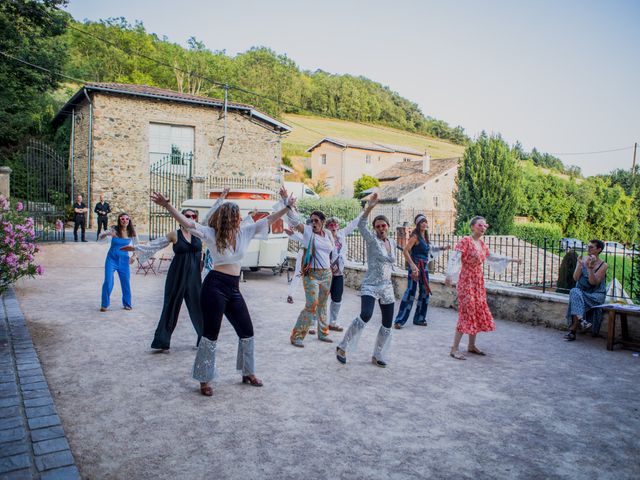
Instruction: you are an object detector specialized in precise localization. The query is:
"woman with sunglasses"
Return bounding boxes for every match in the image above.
[151,187,295,397]
[325,212,363,332]
[124,194,230,350]
[287,207,335,347]
[99,212,138,311]
[336,193,397,367]
[445,216,521,359]
[394,214,449,329]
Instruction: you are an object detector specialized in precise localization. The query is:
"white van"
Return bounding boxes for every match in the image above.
[181,189,289,272]
[284,181,320,200]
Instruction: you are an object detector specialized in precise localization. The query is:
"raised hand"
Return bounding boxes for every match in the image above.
[279,185,289,201]
[286,194,297,209]
[220,187,230,200]
[368,192,379,207]
[150,192,170,208]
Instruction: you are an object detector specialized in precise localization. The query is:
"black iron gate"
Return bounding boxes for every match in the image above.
[149,151,193,240]
[12,140,67,242]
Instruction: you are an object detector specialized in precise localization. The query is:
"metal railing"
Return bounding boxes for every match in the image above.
[289,233,639,304]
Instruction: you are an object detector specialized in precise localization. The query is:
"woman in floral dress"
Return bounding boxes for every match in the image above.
[445,216,521,360]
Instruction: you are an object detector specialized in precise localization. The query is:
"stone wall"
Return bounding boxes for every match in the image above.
[342,265,640,337]
[68,92,282,233]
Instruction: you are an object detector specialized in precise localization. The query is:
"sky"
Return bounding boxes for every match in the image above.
[63,0,640,177]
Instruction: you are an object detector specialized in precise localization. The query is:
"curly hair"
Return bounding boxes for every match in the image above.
[115,212,136,238]
[209,202,241,252]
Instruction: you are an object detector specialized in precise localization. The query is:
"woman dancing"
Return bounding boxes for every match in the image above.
[287,207,335,347]
[325,212,363,332]
[336,193,397,367]
[393,214,449,329]
[151,187,295,396]
[125,201,227,350]
[445,216,521,359]
[99,212,138,312]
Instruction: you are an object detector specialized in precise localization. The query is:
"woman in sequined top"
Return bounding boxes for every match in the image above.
[336,192,397,368]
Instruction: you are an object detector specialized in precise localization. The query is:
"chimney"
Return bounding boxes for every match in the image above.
[422,154,431,173]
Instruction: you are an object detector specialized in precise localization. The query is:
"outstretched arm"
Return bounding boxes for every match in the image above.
[266,190,297,226]
[150,192,195,230]
[339,211,364,237]
[357,192,379,242]
[277,185,304,232]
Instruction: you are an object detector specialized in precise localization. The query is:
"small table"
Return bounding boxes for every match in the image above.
[598,305,640,351]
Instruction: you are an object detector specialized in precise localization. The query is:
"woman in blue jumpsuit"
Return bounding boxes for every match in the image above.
[100,212,138,311]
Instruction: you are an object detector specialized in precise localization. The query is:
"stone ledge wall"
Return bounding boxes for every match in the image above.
[342,264,640,337]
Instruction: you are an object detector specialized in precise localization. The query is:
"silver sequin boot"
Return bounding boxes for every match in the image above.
[372,326,392,368]
[236,337,256,376]
[329,301,342,326]
[336,316,367,364]
[192,337,217,382]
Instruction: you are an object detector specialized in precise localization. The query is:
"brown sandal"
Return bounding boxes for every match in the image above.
[200,383,213,396]
[467,347,486,355]
[242,375,263,387]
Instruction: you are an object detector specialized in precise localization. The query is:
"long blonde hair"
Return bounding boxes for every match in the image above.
[209,202,240,251]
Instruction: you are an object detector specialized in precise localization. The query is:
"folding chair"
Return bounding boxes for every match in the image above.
[136,257,156,275]
[156,253,174,273]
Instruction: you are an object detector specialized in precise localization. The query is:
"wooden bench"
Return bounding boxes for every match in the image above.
[599,305,640,351]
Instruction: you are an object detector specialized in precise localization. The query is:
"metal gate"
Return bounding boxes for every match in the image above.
[12,140,67,242]
[149,151,193,240]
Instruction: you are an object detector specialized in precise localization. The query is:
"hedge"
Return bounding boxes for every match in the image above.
[510,222,563,244]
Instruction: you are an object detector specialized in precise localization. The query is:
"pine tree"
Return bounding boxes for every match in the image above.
[454,133,521,234]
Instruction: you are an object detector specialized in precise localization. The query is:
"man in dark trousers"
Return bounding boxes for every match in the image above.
[94,193,111,240]
[73,194,88,242]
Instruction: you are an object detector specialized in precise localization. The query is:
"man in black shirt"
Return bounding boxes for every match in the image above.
[73,194,88,242]
[94,193,111,240]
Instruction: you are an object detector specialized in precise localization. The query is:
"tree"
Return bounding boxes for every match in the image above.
[0,0,69,145]
[353,174,379,199]
[454,133,521,234]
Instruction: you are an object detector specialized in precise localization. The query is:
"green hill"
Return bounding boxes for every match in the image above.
[282,114,465,159]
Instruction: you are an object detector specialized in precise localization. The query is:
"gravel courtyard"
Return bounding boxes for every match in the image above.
[13,242,640,479]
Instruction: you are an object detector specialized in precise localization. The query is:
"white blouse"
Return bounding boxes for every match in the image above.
[189,199,269,266]
[301,224,335,270]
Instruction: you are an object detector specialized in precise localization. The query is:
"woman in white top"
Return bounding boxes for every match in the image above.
[286,204,335,347]
[150,187,296,397]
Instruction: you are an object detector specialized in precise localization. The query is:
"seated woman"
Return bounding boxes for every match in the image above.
[564,239,608,341]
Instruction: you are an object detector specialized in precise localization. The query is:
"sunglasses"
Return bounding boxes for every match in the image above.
[184,213,198,219]
[120,217,130,221]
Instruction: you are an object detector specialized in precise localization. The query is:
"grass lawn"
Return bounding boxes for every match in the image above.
[282,113,466,159]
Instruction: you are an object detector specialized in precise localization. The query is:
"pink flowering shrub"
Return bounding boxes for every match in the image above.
[0,195,43,293]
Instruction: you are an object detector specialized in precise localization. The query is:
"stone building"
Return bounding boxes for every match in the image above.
[52,82,290,234]
[374,156,460,233]
[307,137,426,198]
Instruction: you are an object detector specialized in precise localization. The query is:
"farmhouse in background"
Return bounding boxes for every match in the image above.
[307,137,426,198]
[52,82,290,235]
[374,156,460,232]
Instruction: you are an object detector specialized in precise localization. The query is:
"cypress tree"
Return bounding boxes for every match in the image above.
[454,133,521,234]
